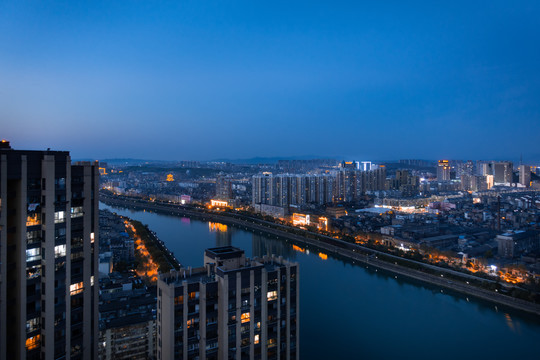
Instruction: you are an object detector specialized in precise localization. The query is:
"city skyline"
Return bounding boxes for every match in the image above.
[2,1,540,161]
[2,2,540,359]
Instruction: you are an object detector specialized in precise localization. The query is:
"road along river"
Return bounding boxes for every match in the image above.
[101,202,540,360]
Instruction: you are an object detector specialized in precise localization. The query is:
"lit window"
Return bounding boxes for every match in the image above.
[54,211,65,224]
[54,244,66,258]
[70,206,84,218]
[90,276,95,286]
[187,318,198,328]
[241,312,250,323]
[90,232,95,243]
[26,213,41,226]
[267,291,277,301]
[26,264,41,279]
[254,334,260,344]
[26,248,41,262]
[174,295,184,305]
[26,317,40,332]
[70,282,84,296]
[26,334,41,350]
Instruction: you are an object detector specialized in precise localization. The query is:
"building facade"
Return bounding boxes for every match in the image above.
[519,165,531,187]
[437,160,451,181]
[493,161,513,184]
[98,287,157,360]
[252,173,334,207]
[216,175,233,201]
[157,246,299,360]
[0,142,99,360]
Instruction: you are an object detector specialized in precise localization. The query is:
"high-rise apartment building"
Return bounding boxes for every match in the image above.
[437,160,451,181]
[460,175,492,192]
[157,246,299,360]
[252,173,274,207]
[394,170,419,197]
[455,160,474,178]
[252,173,334,207]
[493,161,513,184]
[252,165,385,207]
[98,287,157,360]
[478,161,492,176]
[519,165,531,187]
[335,166,386,202]
[0,142,99,360]
[216,175,233,201]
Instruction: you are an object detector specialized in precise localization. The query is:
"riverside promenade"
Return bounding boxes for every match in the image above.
[100,193,540,316]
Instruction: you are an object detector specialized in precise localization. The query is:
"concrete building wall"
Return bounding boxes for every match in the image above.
[158,248,299,360]
[0,147,98,360]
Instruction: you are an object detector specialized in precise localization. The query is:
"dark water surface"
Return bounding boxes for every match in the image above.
[100,203,540,360]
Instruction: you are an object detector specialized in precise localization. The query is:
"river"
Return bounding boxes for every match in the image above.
[100,203,540,359]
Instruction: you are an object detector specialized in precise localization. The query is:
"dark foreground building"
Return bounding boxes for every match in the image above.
[0,142,99,360]
[157,246,299,360]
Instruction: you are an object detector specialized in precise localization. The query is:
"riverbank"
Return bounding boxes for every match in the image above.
[100,193,540,316]
[125,218,182,277]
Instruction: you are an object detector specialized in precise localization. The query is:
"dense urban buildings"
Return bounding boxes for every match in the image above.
[0,142,99,360]
[63,152,540,358]
[252,173,335,208]
[157,246,299,360]
[251,161,386,209]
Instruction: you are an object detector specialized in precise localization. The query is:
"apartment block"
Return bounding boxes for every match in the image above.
[157,246,299,360]
[0,142,99,360]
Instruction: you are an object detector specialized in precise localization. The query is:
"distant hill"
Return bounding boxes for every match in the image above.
[73,158,172,165]
[211,155,341,164]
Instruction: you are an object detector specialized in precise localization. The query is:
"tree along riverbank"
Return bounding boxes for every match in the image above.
[125,217,182,277]
[100,193,540,316]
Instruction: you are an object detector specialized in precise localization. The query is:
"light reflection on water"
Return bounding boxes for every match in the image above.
[100,202,540,360]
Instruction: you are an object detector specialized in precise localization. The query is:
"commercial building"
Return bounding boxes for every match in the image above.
[157,246,299,360]
[0,142,99,360]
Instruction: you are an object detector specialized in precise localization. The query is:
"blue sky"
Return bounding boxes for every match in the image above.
[1,1,539,161]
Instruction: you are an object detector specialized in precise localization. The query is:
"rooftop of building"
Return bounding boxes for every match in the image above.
[498,229,539,239]
[159,247,296,286]
[0,141,70,156]
[205,246,244,260]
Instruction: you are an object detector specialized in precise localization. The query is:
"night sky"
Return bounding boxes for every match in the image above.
[1,1,539,162]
